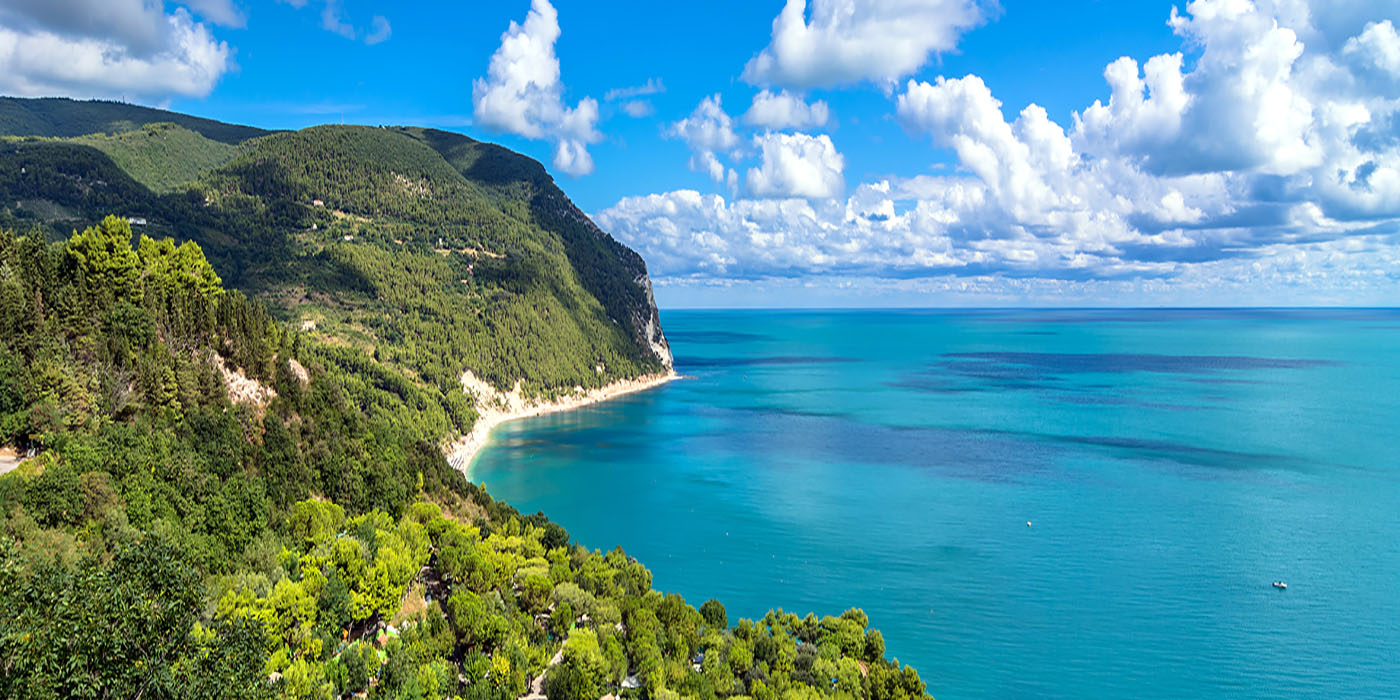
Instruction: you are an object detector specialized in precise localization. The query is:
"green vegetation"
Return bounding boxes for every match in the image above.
[0,218,930,699]
[0,96,268,144]
[70,123,244,193]
[0,99,672,404]
[0,98,927,699]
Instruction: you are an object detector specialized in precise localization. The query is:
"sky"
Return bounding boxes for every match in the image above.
[1,1,1399,307]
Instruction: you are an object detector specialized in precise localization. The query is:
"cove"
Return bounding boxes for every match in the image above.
[472,309,1400,699]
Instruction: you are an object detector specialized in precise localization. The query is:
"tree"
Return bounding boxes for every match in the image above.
[550,601,575,638]
[548,629,609,700]
[0,536,269,699]
[700,598,728,630]
[67,215,141,302]
[289,498,346,547]
[137,235,223,301]
[0,347,28,445]
[864,629,886,663]
[448,590,508,652]
[520,573,553,614]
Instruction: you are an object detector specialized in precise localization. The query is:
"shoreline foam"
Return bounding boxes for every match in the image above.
[446,370,679,480]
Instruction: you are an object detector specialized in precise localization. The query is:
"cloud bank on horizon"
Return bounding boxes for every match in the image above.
[596,0,1400,305]
[0,0,1397,305]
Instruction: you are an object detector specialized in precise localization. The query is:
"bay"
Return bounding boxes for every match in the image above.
[472,309,1400,699]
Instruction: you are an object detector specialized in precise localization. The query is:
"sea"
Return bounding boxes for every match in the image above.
[470,309,1400,699]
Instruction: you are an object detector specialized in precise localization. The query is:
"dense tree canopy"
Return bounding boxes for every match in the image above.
[0,97,927,700]
[0,218,932,699]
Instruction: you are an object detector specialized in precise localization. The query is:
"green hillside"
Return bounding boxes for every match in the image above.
[70,122,244,193]
[0,97,268,144]
[0,97,934,699]
[0,216,932,700]
[0,99,672,410]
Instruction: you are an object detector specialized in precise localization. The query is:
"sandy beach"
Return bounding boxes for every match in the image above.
[446,370,679,479]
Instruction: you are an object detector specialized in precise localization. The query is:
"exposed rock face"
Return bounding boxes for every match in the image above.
[634,273,673,368]
[212,353,276,409]
[530,174,673,370]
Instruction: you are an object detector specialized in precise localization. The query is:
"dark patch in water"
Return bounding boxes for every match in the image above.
[884,375,1042,394]
[690,407,1066,485]
[680,355,860,369]
[941,352,1337,374]
[1045,434,1313,471]
[733,404,853,420]
[889,352,1331,396]
[887,370,1208,411]
[1183,377,1273,386]
[1049,394,1204,411]
[883,378,982,394]
[690,403,1329,482]
[666,329,771,344]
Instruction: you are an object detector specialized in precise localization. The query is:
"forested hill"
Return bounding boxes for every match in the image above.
[0,98,933,700]
[0,217,930,700]
[0,97,269,143]
[0,97,673,405]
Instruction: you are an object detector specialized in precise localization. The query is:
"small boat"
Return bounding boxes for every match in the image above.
[1272,581,1287,589]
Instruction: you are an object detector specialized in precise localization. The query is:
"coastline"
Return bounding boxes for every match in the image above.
[446,370,679,480]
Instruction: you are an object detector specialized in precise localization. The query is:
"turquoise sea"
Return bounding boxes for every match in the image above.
[472,310,1400,699]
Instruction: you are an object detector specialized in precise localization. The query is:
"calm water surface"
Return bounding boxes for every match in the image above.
[472,310,1400,699]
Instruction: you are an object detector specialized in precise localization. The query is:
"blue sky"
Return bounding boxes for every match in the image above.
[2,0,1399,307]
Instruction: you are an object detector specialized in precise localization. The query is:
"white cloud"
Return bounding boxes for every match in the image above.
[472,0,601,176]
[745,132,845,199]
[0,5,231,99]
[605,78,665,101]
[181,0,245,28]
[668,95,740,183]
[0,0,169,53]
[605,0,1400,303]
[622,100,654,118]
[742,0,987,89]
[744,89,831,129]
[1343,20,1400,77]
[275,0,393,45]
[321,0,355,39]
[365,15,391,45]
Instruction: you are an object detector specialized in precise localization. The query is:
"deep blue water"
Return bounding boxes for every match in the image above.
[472,309,1400,699]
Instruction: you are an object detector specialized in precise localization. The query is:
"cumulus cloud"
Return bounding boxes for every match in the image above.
[1343,20,1400,77]
[0,2,231,99]
[605,0,1400,302]
[745,132,845,199]
[744,89,831,129]
[667,95,740,184]
[743,0,987,89]
[181,0,245,28]
[472,0,601,176]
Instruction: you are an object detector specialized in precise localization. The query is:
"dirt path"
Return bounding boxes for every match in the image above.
[520,648,565,700]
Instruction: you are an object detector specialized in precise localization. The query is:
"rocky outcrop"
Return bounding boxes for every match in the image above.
[532,185,674,370]
[634,273,673,368]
